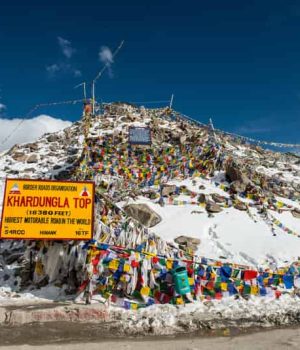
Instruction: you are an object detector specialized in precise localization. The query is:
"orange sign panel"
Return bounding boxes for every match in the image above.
[0,179,94,240]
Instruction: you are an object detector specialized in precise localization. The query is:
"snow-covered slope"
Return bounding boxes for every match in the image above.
[1,102,300,296]
[131,178,300,268]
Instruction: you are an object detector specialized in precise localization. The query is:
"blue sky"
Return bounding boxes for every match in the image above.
[0,0,300,145]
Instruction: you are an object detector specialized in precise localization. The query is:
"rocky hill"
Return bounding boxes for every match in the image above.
[1,102,300,305]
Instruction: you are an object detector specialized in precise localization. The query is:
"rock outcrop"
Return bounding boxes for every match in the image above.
[234,201,248,211]
[174,235,201,254]
[291,209,300,219]
[26,154,38,163]
[123,204,162,227]
[206,202,222,213]
[225,159,254,194]
[212,193,226,203]
[162,184,177,197]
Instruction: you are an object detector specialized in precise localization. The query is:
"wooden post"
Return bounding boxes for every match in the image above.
[92,81,95,115]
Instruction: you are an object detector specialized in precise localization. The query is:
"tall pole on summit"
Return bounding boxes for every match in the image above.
[169,94,174,109]
[83,82,87,101]
[209,117,218,144]
[92,82,95,115]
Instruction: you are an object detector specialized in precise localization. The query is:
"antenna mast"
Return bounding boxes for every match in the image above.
[209,117,218,143]
[169,94,174,109]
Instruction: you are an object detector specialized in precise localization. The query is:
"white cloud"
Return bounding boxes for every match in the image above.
[57,36,75,59]
[0,103,6,112]
[46,37,81,78]
[73,69,82,77]
[0,115,72,151]
[46,63,81,79]
[99,46,114,77]
[46,64,60,77]
[99,46,113,65]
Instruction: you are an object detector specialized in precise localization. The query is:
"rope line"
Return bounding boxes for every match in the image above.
[0,99,85,147]
[93,41,125,83]
[127,100,171,105]
[174,110,300,149]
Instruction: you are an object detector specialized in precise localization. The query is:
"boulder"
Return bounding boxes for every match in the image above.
[255,146,264,155]
[234,201,248,211]
[66,156,77,164]
[55,170,72,180]
[273,188,291,198]
[180,135,187,144]
[48,152,57,157]
[8,170,19,175]
[143,190,158,200]
[212,193,226,203]
[230,180,247,193]
[26,154,38,163]
[225,161,240,182]
[162,184,177,197]
[206,202,222,213]
[123,204,161,227]
[8,144,19,154]
[225,160,250,184]
[26,142,39,152]
[198,193,207,204]
[291,209,300,219]
[4,252,24,265]
[174,235,200,254]
[67,147,79,155]
[23,168,36,173]
[174,235,201,245]
[49,144,59,152]
[11,152,27,162]
[47,134,60,142]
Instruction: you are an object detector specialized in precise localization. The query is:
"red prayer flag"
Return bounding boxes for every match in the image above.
[243,270,258,280]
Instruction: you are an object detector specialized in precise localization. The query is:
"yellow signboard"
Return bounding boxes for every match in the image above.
[0,179,95,240]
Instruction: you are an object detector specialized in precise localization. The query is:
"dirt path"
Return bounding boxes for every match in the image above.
[1,327,300,350]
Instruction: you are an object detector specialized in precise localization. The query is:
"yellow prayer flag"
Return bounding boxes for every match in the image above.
[176,297,184,305]
[188,277,194,286]
[140,286,150,296]
[251,285,258,295]
[123,264,131,273]
[35,261,44,276]
[109,259,119,271]
[221,282,228,291]
[166,259,173,270]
